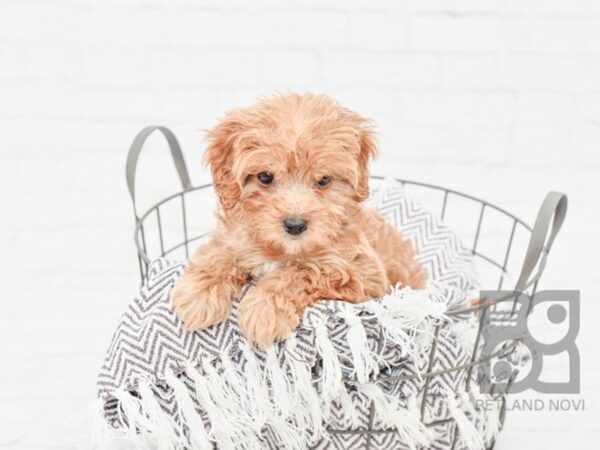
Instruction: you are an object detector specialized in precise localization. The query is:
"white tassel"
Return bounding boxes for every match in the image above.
[199,357,264,450]
[88,399,127,450]
[446,390,484,450]
[471,391,501,444]
[201,357,256,432]
[268,415,305,450]
[483,398,501,444]
[241,344,310,448]
[165,370,212,450]
[364,302,411,350]
[262,345,308,449]
[241,342,273,422]
[357,383,431,450]
[220,351,263,432]
[459,391,477,420]
[285,336,324,442]
[265,346,293,417]
[185,363,245,449]
[370,286,448,372]
[336,384,361,428]
[137,381,183,450]
[339,305,379,383]
[62,399,129,450]
[364,302,428,375]
[314,320,343,399]
[220,352,248,397]
[112,389,154,448]
[450,320,478,352]
[380,285,447,332]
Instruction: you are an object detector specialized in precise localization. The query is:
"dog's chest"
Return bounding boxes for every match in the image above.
[252,261,280,279]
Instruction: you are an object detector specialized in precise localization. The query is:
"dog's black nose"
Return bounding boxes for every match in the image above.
[283,217,308,236]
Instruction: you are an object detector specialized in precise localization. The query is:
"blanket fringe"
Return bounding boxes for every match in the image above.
[449,320,478,353]
[471,389,502,445]
[382,285,447,332]
[285,336,325,443]
[314,320,343,402]
[363,302,411,358]
[59,399,129,450]
[375,286,448,371]
[265,346,293,417]
[336,383,361,428]
[241,342,273,423]
[339,305,380,383]
[240,343,309,450]
[112,389,155,448]
[201,357,257,432]
[185,361,260,449]
[482,397,501,444]
[446,390,484,450]
[137,381,183,449]
[96,285,493,449]
[220,351,261,432]
[356,383,432,450]
[164,370,212,450]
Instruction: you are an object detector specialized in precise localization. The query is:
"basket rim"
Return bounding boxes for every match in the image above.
[133,176,538,308]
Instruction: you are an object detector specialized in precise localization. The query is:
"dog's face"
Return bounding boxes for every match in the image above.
[205,93,377,258]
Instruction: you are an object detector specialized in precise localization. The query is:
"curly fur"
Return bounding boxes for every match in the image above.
[171,93,427,349]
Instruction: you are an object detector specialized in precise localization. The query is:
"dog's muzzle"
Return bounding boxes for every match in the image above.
[283,217,308,236]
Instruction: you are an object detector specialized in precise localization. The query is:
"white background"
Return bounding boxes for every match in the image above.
[0,0,599,448]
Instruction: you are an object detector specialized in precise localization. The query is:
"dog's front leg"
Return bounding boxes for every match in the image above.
[171,240,247,331]
[238,261,377,349]
[238,266,310,350]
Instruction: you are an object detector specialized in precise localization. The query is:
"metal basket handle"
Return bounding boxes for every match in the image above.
[126,126,192,219]
[514,191,568,292]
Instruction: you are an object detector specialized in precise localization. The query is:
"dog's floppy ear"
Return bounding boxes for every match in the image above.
[204,111,247,210]
[354,124,378,202]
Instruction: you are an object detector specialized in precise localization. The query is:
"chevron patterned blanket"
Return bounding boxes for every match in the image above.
[96,181,501,450]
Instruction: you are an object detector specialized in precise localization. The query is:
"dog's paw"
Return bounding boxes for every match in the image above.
[170,272,238,331]
[238,287,300,350]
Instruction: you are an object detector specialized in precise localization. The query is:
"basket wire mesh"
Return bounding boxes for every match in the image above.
[126,126,567,449]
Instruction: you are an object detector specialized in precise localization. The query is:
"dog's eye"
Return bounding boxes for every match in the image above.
[257,171,274,185]
[317,175,331,187]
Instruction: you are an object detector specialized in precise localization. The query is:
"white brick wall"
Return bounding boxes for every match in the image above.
[0,1,598,448]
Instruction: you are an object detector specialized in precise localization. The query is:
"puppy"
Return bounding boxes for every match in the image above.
[171,93,427,349]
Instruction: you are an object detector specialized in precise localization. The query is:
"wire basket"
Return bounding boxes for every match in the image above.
[125,126,567,449]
